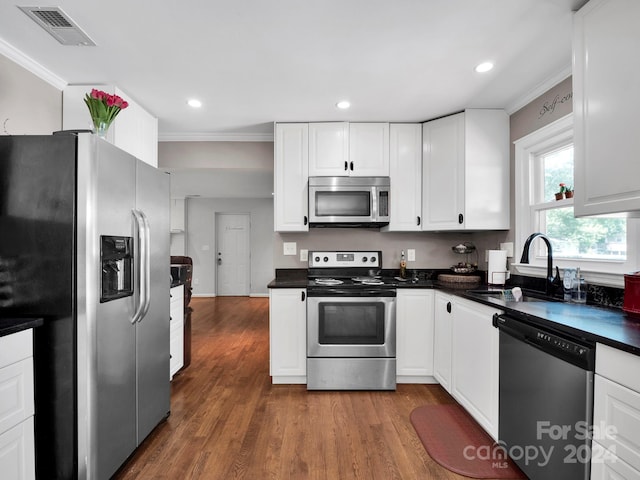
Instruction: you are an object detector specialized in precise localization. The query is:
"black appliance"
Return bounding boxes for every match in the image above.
[171,255,193,369]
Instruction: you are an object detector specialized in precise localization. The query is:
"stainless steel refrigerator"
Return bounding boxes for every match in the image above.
[0,132,170,479]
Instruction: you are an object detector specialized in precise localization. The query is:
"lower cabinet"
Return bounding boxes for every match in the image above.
[269,288,307,384]
[169,285,184,380]
[0,329,35,480]
[592,343,640,479]
[433,293,500,440]
[396,289,435,383]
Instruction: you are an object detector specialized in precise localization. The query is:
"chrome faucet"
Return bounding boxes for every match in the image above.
[520,232,560,296]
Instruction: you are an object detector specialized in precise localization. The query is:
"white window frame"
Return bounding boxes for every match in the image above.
[513,113,637,288]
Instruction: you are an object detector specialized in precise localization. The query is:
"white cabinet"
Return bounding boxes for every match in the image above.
[433,292,453,392]
[169,285,184,379]
[396,289,435,382]
[422,109,509,231]
[269,288,307,383]
[348,123,390,176]
[450,297,500,440]
[170,198,185,233]
[592,343,640,478]
[62,85,159,167]
[274,123,309,232]
[0,329,35,480]
[573,0,640,216]
[432,292,500,439]
[308,122,349,176]
[385,124,423,231]
[308,122,389,176]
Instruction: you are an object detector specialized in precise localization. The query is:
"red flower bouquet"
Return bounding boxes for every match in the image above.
[84,89,129,135]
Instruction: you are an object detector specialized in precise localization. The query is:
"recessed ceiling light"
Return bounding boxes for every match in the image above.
[336,101,351,109]
[187,99,202,108]
[475,62,494,73]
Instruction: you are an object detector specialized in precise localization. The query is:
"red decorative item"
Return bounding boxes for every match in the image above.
[623,272,640,316]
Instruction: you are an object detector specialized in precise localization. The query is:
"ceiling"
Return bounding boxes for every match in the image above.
[0,0,586,142]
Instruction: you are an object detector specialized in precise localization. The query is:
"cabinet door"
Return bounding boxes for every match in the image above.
[574,0,640,216]
[387,124,422,231]
[269,289,307,382]
[433,292,453,392]
[169,285,184,379]
[348,123,390,176]
[396,289,434,381]
[451,298,500,440]
[0,418,35,480]
[274,123,309,231]
[308,122,349,176]
[422,113,465,230]
[170,198,185,232]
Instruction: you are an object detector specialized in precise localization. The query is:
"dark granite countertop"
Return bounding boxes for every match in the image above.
[0,317,43,338]
[267,269,640,355]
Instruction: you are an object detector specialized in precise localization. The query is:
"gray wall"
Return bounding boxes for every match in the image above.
[0,53,61,135]
[186,197,274,296]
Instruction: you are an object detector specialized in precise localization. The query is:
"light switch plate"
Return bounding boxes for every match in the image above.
[300,249,308,262]
[283,242,297,256]
[407,249,416,261]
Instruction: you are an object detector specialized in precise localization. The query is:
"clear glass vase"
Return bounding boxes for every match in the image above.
[94,120,110,138]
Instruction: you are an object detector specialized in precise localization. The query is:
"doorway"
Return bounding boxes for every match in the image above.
[215,213,250,296]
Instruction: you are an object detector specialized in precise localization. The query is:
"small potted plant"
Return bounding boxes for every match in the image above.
[564,186,574,199]
[555,183,566,200]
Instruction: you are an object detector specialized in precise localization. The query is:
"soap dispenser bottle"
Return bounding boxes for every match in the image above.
[400,250,407,279]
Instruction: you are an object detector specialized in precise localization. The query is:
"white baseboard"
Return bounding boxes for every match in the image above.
[192,293,216,298]
[250,293,269,298]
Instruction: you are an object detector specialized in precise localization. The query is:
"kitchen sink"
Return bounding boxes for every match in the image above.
[465,288,558,303]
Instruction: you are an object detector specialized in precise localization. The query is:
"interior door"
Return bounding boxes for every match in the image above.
[216,213,250,296]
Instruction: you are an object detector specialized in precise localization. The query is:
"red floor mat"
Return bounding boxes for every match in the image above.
[410,404,527,479]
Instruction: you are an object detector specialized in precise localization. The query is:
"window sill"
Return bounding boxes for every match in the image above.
[511,263,624,288]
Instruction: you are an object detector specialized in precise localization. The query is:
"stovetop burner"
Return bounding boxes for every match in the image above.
[313,278,344,286]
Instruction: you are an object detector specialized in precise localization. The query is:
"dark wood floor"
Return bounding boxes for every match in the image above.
[112,297,477,479]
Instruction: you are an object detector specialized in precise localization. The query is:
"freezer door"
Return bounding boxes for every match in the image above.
[135,160,170,444]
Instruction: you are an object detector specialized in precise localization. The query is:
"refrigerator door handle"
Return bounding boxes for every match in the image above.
[139,210,152,320]
[131,209,148,324]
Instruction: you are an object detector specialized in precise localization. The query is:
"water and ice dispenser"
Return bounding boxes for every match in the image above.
[100,235,133,302]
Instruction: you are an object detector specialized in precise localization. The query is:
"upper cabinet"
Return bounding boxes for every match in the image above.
[308,122,390,176]
[274,123,309,232]
[62,85,158,167]
[385,124,423,231]
[573,0,640,216]
[170,199,185,233]
[422,109,509,231]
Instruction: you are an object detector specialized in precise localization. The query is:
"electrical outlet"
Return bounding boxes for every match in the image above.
[300,249,308,262]
[193,278,200,285]
[202,244,210,251]
[500,242,514,258]
[407,249,416,261]
[283,242,297,256]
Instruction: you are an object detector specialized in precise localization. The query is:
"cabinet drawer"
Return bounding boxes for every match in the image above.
[0,330,32,369]
[591,441,640,480]
[594,374,640,471]
[0,358,34,436]
[0,416,35,480]
[596,343,640,392]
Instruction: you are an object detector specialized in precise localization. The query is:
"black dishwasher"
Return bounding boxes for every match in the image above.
[494,313,595,480]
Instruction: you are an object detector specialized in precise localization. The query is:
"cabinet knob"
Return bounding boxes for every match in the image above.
[417,216,421,226]
[458,213,464,224]
[303,215,308,226]
[301,291,306,301]
[446,302,452,313]
[344,161,348,171]
[350,161,354,171]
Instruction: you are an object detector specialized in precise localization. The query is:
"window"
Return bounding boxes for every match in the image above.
[514,114,636,287]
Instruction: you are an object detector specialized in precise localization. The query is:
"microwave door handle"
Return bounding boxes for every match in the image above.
[371,186,377,221]
[131,209,146,324]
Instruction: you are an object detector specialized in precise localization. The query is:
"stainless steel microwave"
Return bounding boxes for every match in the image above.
[308,176,390,227]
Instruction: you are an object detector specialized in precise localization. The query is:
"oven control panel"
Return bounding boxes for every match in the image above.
[309,251,381,268]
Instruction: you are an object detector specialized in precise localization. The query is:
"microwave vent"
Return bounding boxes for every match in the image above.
[18,6,96,46]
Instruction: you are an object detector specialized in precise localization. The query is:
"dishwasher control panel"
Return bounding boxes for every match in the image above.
[535,331,590,358]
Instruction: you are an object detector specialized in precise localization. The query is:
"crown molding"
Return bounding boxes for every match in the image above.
[0,38,67,90]
[505,64,572,115]
[159,131,274,142]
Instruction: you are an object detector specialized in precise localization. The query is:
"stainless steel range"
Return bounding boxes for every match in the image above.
[306,251,396,390]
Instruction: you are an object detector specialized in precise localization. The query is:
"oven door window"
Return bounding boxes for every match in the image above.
[314,191,371,217]
[318,302,384,344]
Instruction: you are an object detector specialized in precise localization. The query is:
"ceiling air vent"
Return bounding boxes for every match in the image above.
[19,6,96,46]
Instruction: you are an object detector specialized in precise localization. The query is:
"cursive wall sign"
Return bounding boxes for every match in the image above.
[539,91,573,119]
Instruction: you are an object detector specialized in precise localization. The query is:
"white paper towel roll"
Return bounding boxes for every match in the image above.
[488,250,508,285]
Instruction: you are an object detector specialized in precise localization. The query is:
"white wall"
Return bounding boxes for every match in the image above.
[186,197,274,296]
